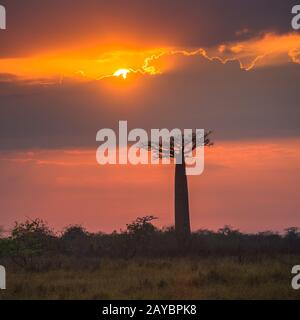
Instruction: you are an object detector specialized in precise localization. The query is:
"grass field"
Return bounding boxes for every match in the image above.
[1,256,300,300]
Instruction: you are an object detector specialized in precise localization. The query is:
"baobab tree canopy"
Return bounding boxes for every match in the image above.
[145,131,213,161]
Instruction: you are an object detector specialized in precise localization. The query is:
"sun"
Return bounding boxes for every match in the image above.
[113,68,130,79]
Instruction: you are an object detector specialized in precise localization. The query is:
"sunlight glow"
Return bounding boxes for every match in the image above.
[113,68,130,79]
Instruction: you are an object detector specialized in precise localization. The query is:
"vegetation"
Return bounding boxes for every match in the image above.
[0,217,299,299]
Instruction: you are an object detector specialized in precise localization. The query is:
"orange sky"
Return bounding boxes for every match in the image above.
[0,138,299,233]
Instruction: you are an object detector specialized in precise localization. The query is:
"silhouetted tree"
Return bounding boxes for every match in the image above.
[126,216,158,236]
[8,218,55,270]
[143,131,212,241]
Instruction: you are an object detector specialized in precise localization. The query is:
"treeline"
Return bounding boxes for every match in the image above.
[0,216,299,271]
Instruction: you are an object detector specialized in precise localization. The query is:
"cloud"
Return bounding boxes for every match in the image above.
[1,32,299,81]
[1,1,299,151]
[0,0,296,58]
[0,47,299,150]
[208,32,300,70]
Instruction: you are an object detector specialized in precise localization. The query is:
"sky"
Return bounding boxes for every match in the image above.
[0,0,300,233]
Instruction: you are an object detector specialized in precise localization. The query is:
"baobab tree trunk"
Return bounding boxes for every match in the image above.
[175,157,191,240]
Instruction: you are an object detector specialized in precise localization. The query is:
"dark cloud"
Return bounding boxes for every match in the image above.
[0,54,299,150]
[0,0,298,57]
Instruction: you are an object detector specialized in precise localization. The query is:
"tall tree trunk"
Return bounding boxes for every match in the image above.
[175,156,191,240]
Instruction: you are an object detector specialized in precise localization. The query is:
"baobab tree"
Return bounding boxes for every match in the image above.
[142,131,213,241]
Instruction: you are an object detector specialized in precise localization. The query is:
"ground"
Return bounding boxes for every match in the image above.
[1,256,300,299]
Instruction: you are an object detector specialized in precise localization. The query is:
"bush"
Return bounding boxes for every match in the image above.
[0,216,299,271]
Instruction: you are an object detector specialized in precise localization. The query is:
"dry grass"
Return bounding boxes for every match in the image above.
[1,256,300,300]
